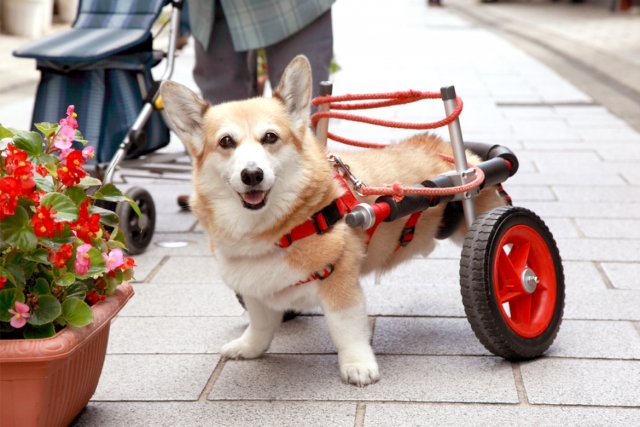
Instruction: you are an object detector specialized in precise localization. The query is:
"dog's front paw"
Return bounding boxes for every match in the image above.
[221,337,266,360]
[340,361,380,387]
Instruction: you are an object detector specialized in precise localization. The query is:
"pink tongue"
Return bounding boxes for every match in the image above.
[242,191,266,205]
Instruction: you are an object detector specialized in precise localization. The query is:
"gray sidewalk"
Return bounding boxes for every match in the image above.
[2,0,640,425]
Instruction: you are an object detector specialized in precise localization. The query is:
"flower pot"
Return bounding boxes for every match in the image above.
[0,283,134,427]
[2,0,54,38]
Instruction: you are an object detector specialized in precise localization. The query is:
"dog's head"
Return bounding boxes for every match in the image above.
[160,55,325,236]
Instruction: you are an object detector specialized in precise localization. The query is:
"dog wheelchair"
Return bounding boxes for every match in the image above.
[14,0,188,254]
[310,83,565,360]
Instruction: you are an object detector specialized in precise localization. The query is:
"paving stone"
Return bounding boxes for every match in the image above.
[563,261,608,292]
[209,355,518,403]
[269,315,339,354]
[520,358,640,407]
[128,254,163,283]
[509,171,626,186]
[548,320,640,359]
[75,402,356,427]
[575,219,640,239]
[601,262,640,291]
[118,282,244,317]
[563,289,640,321]
[363,403,640,427]
[107,316,245,354]
[503,185,556,202]
[555,238,640,262]
[93,354,219,401]
[519,201,640,219]
[150,256,223,284]
[373,317,490,356]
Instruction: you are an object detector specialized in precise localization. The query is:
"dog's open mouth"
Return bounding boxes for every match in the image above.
[240,190,268,210]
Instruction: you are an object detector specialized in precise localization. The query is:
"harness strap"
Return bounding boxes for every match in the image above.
[291,264,335,287]
[397,211,422,250]
[277,174,360,248]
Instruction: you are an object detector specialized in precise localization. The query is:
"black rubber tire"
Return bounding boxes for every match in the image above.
[116,187,156,255]
[460,206,564,360]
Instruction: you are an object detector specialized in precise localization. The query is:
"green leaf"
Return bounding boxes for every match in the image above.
[65,186,87,206]
[34,175,55,193]
[10,129,44,156]
[91,205,120,228]
[65,283,88,300]
[24,247,51,265]
[78,176,101,188]
[93,183,127,202]
[0,206,37,251]
[0,266,17,288]
[41,192,79,222]
[23,322,56,339]
[74,129,88,145]
[0,289,23,322]
[3,263,25,288]
[34,122,57,137]
[33,277,51,295]
[28,295,62,326]
[55,272,76,287]
[62,297,94,327]
[0,124,12,139]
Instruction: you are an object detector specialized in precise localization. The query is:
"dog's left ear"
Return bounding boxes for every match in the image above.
[273,55,312,130]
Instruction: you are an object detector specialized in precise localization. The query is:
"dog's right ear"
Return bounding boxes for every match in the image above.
[159,81,209,157]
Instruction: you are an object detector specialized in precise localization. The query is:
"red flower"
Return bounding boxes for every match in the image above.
[0,176,21,220]
[31,204,57,238]
[0,276,6,289]
[85,290,99,306]
[57,150,86,187]
[49,243,74,269]
[3,144,35,195]
[36,164,48,176]
[70,199,101,242]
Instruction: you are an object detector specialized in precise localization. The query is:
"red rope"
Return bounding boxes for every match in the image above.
[313,90,481,199]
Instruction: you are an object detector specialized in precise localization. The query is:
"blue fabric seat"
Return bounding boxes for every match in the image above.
[13,0,170,164]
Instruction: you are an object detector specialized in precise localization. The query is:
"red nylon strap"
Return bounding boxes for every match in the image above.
[292,263,335,287]
[277,174,360,248]
[396,211,422,250]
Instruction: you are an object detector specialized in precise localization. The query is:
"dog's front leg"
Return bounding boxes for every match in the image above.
[323,294,379,387]
[221,295,283,359]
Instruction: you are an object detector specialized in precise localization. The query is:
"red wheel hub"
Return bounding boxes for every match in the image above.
[492,224,557,338]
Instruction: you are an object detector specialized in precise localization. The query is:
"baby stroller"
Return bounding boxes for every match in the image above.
[13,0,186,254]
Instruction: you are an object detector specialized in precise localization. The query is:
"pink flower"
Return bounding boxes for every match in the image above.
[102,248,124,272]
[75,243,92,276]
[53,105,78,153]
[81,146,95,160]
[8,301,30,329]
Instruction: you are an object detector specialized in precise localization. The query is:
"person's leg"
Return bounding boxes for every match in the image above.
[265,9,333,99]
[192,6,256,104]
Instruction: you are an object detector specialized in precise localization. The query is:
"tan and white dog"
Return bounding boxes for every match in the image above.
[159,56,505,386]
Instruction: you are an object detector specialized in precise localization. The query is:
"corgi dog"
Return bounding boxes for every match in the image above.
[159,56,505,386]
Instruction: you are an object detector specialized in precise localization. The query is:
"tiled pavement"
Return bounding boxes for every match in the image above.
[1,0,640,426]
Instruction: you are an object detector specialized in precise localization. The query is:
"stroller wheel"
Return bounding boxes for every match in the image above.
[117,187,156,255]
[460,206,565,360]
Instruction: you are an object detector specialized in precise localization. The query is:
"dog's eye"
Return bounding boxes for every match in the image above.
[219,135,236,149]
[261,132,278,145]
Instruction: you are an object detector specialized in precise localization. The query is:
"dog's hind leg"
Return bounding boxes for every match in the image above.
[322,294,379,387]
[221,296,283,359]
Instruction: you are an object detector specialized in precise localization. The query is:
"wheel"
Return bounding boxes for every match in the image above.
[460,206,564,360]
[116,186,156,255]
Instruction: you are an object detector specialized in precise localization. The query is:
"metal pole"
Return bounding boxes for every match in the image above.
[315,81,333,146]
[441,86,476,227]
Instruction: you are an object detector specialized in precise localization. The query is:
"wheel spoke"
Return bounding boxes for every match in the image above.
[509,240,530,270]
[496,247,522,296]
[510,293,533,325]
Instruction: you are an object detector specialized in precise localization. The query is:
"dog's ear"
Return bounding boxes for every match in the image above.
[159,81,209,157]
[273,55,312,130]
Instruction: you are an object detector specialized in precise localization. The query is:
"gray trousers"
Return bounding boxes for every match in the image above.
[193,9,333,104]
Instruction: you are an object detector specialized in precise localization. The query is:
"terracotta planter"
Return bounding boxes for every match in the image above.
[0,283,134,427]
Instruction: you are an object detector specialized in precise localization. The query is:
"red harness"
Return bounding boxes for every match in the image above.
[278,173,422,287]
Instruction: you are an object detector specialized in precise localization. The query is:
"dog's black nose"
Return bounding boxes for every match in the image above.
[241,168,264,186]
